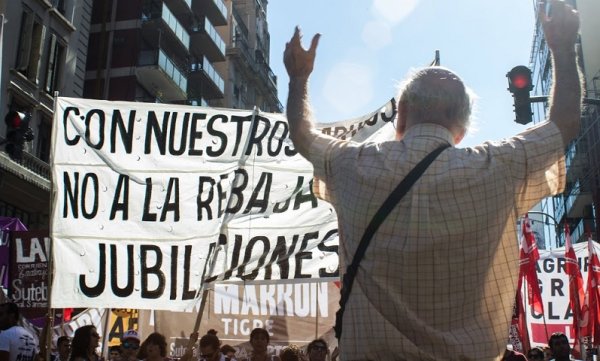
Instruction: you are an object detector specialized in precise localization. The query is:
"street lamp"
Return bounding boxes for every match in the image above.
[524,211,561,250]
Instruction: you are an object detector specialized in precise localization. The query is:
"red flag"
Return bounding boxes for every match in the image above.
[564,225,584,357]
[581,234,600,347]
[63,308,73,322]
[509,277,531,353]
[519,214,544,314]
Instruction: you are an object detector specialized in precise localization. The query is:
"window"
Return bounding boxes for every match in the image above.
[44,34,65,94]
[37,116,52,163]
[52,0,66,14]
[16,10,45,83]
[0,200,31,227]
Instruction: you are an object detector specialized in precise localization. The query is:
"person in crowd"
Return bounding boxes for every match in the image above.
[51,336,71,361]
[180,330,225,361]
[548,332,575,361]
[120,330,141,361]
[198,332,224,361]
[241,329,280,361]
[282,0,582,359]
[220,345,236,361]
[543,345,553,361]
[279,345,303,361]
[137,333,168,361]
[0,302,38,361]
[178,331,198,361]
[108,346,121,361]
[502,347,527,361]
[527,346,545,361]
[69,325,100,361]
[305,339,327,361]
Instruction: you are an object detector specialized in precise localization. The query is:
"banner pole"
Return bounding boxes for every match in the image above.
[189,104,261,337]
[315,286,319,339]
[191,244,221,335]
[41,310,54,361]
[100,309,111,360]
[44,90,65,354]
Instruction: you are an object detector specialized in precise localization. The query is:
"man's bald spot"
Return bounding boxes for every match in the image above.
[414,67,466,95]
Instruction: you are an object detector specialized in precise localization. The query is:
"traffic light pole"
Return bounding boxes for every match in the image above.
[530,96,600,105]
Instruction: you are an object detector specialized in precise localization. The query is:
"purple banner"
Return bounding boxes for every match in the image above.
[0,217,27,289]
[9,230,49,328]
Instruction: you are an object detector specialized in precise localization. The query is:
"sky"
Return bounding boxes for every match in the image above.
[267,0,537,147]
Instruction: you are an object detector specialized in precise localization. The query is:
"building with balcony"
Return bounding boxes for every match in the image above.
[0,0,93,229]
[529,0,600,245]
[222,0,282,113]
[83,0,228,106]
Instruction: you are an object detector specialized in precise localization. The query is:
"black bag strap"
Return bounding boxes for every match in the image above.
[334,143,450,339]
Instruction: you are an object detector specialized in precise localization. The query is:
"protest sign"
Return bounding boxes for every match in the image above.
[9,230,50,327]
[527,242,600,346]
[50,97,397,310]
[139,281,339,358]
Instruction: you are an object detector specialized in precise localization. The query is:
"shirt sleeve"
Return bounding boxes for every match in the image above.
[306,134,351,202]
[0,332,9,352]
[500,121,566,214]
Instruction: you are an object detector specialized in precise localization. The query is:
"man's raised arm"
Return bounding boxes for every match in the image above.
[542,0,582,144]
[284,27,323,157]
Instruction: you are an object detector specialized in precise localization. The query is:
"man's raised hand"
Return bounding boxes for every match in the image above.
[284,26,321,80]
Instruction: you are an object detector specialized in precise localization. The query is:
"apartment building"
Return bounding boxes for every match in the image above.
[529,0,600,245]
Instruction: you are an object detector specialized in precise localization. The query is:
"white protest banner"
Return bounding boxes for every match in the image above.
[50,97,397,310]
[526,241,600,346]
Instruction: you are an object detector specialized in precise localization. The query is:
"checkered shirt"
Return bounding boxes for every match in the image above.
[307,122,565,361]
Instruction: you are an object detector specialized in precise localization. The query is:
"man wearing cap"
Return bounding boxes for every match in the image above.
[119,330,140,361]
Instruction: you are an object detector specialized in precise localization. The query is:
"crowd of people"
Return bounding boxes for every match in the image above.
[0,302,341,361]
[1,300,595,361]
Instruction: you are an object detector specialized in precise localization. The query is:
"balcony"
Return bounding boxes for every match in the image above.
[192,0,227,26]
[227,34,257,79]
[142,1,190,52]
[137,49,188,101]
[189,56,225,99]
[259,62,277,97]
[190,17,226,62]
[0,146,50,184]
[164,0,192,17]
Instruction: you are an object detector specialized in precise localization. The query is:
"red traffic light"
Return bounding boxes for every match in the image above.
[506,65,533,125]
[511,74,530,90]
[507,66,533,92]
[5,111,27,129]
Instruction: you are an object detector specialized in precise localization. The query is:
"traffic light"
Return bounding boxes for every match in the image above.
[507,65,534,125]
[4,110,34,161]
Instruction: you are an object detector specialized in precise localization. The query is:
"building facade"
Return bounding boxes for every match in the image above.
[83,0,228,105]
[0,0,281,231]
[0,0,93,229]
[529,0,600,246]
[223,0,281,112]
[83,0,281,112]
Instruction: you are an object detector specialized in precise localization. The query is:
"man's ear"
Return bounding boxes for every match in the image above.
[452,126,467,145]
[453,126,467,145]
[396,100,407,140]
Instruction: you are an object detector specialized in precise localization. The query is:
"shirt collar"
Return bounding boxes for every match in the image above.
[402,123,456,146]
